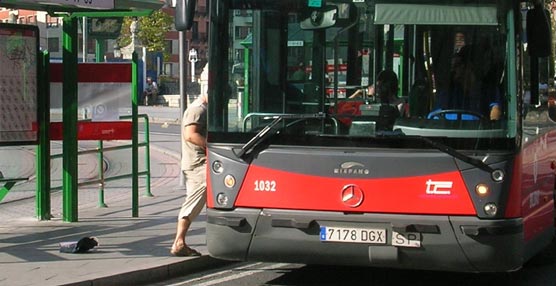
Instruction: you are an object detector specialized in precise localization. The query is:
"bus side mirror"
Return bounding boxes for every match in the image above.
[175,0,196,31]
[300,6,338,30]
[526,6,551,58]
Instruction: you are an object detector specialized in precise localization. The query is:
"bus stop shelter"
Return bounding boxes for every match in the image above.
[0,0,164,222]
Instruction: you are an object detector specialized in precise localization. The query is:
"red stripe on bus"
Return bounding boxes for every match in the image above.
[234,165,476,215]
[50,63,132,83]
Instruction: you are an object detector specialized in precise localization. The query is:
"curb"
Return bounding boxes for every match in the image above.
[61,256,235,286]
[148,116,181,125]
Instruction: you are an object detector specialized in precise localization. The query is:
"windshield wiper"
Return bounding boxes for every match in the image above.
[236,119,499,177]
[375,130,496,174]
[420,136,495,173]
[234,113,326,159]
[408,135,495,174]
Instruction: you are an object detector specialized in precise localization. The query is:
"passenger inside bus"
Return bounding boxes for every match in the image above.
[291,62,307,81]
[345,70,406,117]
[340,70,406,134]
[431,44,502,121]
[375,70,406,115]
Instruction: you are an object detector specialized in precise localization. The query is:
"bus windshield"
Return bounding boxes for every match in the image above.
[211,0,514,150]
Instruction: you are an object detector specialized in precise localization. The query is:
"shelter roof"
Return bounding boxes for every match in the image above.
[0,0,165,13]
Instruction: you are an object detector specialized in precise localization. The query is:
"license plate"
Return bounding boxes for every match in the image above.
[391,231,421,248]
[320,226,387,244]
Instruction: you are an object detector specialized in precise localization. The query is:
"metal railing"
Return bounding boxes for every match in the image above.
[50,114,151,208]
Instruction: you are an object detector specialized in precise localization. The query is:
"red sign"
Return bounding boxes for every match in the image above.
[305,64,348,73]
[50,122,132,140]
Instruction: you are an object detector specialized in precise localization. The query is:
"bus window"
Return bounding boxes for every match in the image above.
[216,0,512,141]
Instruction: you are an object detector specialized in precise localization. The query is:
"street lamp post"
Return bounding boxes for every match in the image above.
[130,18,139,50]
[188,48,198,83]
[129,17,146,101]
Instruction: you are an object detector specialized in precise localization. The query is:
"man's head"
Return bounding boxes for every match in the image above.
[376,70,398,102]
[454,32,466,52]
[146,77,153,83]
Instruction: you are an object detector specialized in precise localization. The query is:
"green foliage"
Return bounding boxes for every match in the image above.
[117,17,132,48]
[117,10,173,60]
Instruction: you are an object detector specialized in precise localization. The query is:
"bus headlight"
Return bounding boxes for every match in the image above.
[216,193,229,206]
[491,169,504,182]
[484,203,498,216]
[212,160,224,174]
[224,174,236,188]
[475,184,490,197]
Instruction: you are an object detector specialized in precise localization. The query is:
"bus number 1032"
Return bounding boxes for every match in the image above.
[254,180,276,192]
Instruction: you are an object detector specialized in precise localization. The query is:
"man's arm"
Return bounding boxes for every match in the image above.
[183,123,206,148]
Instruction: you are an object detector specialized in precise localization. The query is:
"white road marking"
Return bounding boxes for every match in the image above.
[165,262,291,286]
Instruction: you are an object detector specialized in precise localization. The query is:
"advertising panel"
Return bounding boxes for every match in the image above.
[0,23,38,145]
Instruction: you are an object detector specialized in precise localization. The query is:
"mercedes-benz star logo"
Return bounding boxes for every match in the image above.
[341,184,364,208]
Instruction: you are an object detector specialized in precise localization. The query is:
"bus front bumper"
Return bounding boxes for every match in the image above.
[206,208,524,272]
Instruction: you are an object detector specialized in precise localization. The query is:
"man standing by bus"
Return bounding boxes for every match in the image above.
[171,94,207,257]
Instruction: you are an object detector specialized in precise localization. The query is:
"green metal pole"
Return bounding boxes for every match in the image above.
[95,39,105,63]
[97,140,107,207]
[143,116,152,197]
[36,50,51,220]
[132,51,139,217]
[62,16,79,222]
[243,48,249,116]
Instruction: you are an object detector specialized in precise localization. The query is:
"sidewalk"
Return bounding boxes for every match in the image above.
[0,106,230,286]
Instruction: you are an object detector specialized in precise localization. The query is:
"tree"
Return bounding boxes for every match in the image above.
[117,9,173,60]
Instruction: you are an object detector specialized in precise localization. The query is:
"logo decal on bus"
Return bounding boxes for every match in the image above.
[334,162,370,175]
[341,184,364,208]
[425,180,453,195]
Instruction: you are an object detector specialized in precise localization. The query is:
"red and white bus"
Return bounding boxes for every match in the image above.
[177,0,556,272]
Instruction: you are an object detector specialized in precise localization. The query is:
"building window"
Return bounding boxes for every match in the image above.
[46,15,60,28]
[165,40,173,54]
[163,63,173,76]
[288,14,298,23]
[48,37,59,53]
[235,26,251,39]
[234,10,252,17]
[192,22,199,40]
[235,49,244,62]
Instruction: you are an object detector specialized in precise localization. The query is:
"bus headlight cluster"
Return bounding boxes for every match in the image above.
[484,203,498,216]
[211,160,234,206]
